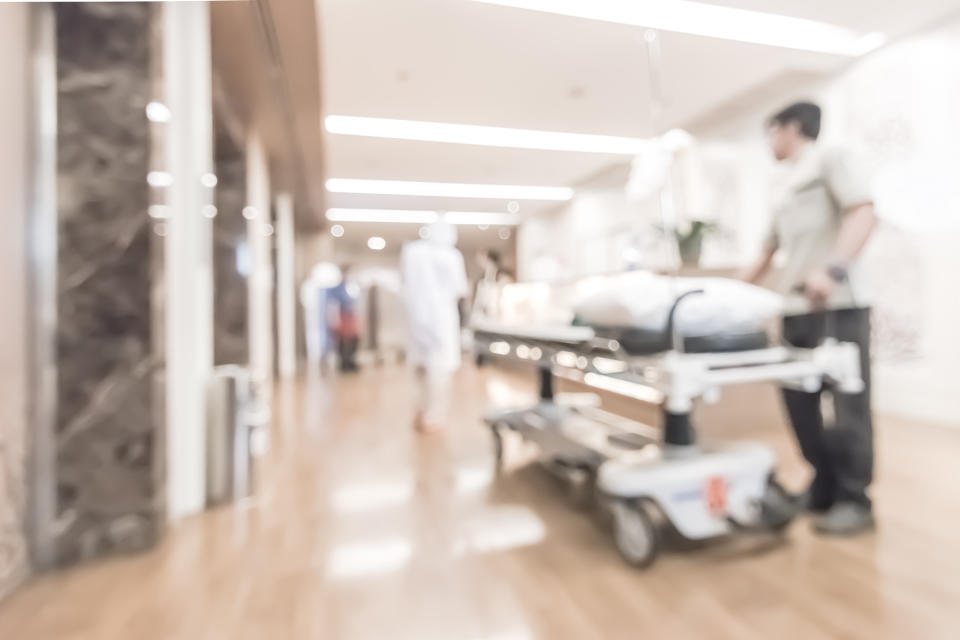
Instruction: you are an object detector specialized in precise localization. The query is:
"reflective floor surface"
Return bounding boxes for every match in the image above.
[1,364,959,639]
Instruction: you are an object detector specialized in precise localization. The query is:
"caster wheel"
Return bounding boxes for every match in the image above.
[612,500,660,569]
[760,477,796,533]
[567,467,596,510]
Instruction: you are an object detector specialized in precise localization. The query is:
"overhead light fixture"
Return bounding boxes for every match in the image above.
[469,0,887,56]
[201,204,218,219]
[327,208,439,224]
[242,206,258,220]
[330,224,345,238]
[326,178,572,201]
[325,115,645,154]
[200,173,218,188]
[367,236,387,251]
[445,212,520,226]
[326,208,522,226]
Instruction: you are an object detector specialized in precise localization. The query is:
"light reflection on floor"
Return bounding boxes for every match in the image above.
[453,505,547,556]
[330,479,415,514]
[326,537,414,579]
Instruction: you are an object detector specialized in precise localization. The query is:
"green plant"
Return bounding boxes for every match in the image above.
[664,219,720,266]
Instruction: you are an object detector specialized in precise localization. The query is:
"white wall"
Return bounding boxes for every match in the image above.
[517,144,759,282]
[693,17,960,426]
[516,17,960,426]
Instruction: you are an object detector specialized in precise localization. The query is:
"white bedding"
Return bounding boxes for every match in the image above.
[573,274,783,336]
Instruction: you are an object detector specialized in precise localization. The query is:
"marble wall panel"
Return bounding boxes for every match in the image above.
[54,2,162,565]
[213,119,249,366]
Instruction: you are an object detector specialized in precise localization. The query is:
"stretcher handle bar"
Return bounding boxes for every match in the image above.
[697,360,825,389]
[666,289,705,352]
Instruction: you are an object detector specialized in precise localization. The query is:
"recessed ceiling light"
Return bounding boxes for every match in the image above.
[469,0,886,56]
[200,173,218,188]
[242,206,258,220]
[368,236,387,251]
[145,102,171,123]
[419,226,431,239]
[325,115,644,154]
[498,228,512,240]
[330,224,345,238]
[507,201,521,214]
[201,204,218,218]
[325,178,572,201]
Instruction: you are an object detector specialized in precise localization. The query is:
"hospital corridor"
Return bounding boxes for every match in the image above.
[2,1,960,639]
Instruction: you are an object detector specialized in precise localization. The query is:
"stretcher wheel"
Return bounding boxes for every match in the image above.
[612,499,660,569]
[566,466,596,509]
[760,477,796,533]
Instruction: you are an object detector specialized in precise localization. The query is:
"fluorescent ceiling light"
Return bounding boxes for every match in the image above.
[326,208,522,226]
[470,0,887,57]
[445,212,520,226]
[325,115,645,154]
[327,209,439,224]
[326,178,572,201]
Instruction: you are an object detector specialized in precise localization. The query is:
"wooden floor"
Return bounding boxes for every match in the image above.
[2,364,959,639]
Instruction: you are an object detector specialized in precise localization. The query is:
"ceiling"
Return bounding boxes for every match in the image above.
[211,0,325,224]
[214,0,960,238]
[318,0,958,243]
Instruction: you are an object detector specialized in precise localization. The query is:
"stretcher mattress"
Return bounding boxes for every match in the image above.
[472,322,768,356]
[588,325,768,354]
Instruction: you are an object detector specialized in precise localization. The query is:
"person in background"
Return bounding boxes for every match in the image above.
[401,222,469,433]
[471,249,500,322]
[328,263,361,373]
[741,101,879,536]
[471,250,514,322]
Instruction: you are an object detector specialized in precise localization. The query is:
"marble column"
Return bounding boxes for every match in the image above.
[213,119,249,366]
[53,3,163,565]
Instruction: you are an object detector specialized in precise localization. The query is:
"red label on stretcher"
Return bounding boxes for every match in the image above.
[705,476,728,517]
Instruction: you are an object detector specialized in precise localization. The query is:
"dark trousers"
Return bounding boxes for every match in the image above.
[339,336,359,372]
[781,308,873,508]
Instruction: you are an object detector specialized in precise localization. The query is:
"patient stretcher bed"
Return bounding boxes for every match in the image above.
[473,301,863,568]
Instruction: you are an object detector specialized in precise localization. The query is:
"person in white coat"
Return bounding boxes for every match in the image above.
[401,222,469,433]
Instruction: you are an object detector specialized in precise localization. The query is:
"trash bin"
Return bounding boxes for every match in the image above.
[206,366,270,505]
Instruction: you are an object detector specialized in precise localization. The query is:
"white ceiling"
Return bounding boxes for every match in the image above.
[319,0,960,238]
